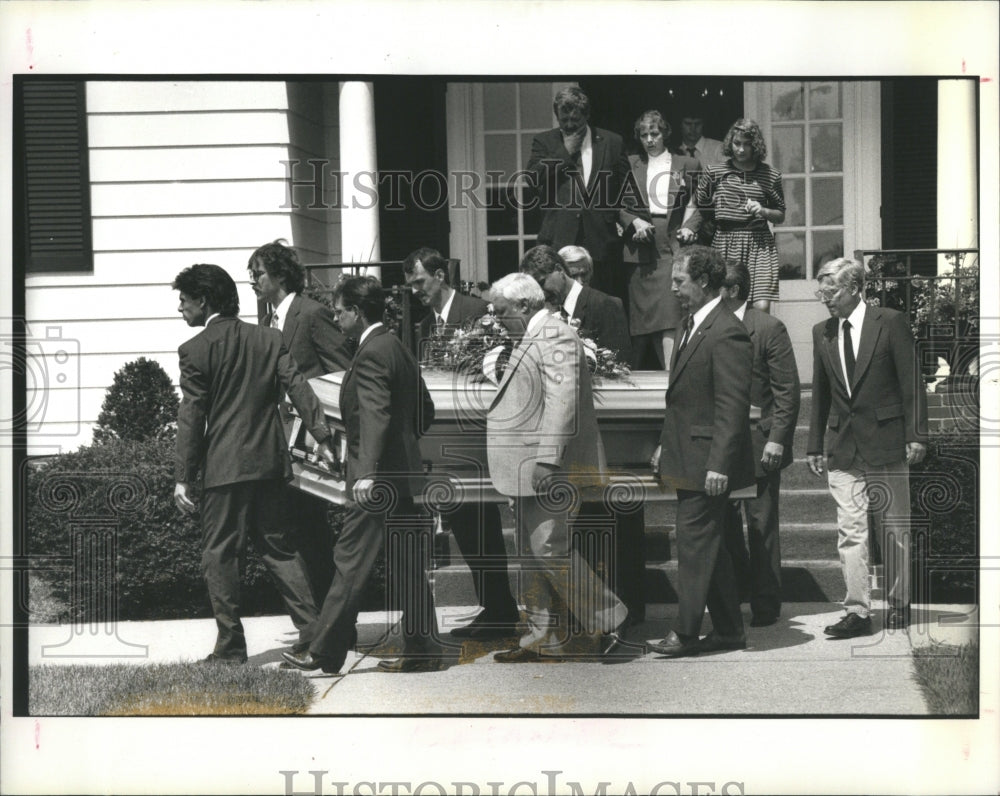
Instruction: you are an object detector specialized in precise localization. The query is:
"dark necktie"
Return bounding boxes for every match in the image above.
[685,146,697,158]
[677,316,694,355]
[843,319,856,384]
[435,313,446,334]
[559,307,570,322]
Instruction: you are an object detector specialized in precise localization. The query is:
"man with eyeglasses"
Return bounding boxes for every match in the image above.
[807,257,927,638]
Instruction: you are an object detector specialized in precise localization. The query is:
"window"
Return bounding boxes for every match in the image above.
[15,79,93,273]
[767,81,845,280]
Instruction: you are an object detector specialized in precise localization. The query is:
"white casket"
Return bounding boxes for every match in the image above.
[288,370,756,506]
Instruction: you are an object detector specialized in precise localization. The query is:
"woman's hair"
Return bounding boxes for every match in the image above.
[722,118,768,163]
[632,110,671,160]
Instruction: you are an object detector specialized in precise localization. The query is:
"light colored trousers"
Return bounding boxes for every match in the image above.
[827,458,911,616]
[513,496,627,654]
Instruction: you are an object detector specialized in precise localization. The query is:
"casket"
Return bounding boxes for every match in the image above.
[288,370,756,506]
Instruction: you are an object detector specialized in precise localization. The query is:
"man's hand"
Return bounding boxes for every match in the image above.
[906,442,927,466]
[704,470,728,497]
[352,477,376,506]
[761,441,784,472]
[563,129,585,157]
[312,439,337,472]
[806,454,825,477]
[650,445,662,477]
[531,462,558,493]
[676,228,696,245]
[632,218,655,243]
[174,482,197,514]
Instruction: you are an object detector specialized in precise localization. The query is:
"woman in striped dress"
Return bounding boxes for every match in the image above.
[696,118,785,312]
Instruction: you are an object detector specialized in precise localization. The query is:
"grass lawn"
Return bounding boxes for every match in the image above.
[30,663,317,716]
[911,641,979,715]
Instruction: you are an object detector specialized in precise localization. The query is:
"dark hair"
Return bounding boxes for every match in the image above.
[633,110,671,160]
[333,275,384,323]
[402,247,450,284]
[552,86,590,119]
[248,239,306,295]
[172,263,240,317]
[723,259,752,303]
[681,245,727,292]
[722,118,767,163]
[519,244,568,286]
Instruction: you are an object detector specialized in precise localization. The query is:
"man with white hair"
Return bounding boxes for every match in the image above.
[486,272,627,661]
[807,257,927,637]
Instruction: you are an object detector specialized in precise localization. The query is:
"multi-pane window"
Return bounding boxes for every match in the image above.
[768,81,845,280]
[481,82,558,282]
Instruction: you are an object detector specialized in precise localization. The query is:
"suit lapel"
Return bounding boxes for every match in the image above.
[281,295,303,344]
[588,129,608,191]
[634,157,650,208]
[669,304,720,389]
[852,307,882,391]
[823,318,849,394]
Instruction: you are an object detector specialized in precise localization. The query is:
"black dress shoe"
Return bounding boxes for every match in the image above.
[750,614,779,628]
[698,632,747,653]
[450,612,520,640]
[824,613,873,638]
[376,656,442,673]
[885,607,910,630]
[198,653,247,666]
[280,650,343,674]
[648,630,700,658]
[494,647,563,663]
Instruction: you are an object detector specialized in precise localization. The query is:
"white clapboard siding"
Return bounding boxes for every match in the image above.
[88,112,292,149]
[26,250,268,288]
[87,82,290,114]
[91,214,304,252]
[89,146,299,182]
[90,181,293,218]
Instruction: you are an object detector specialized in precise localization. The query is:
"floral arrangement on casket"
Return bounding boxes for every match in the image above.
[420,306,632,385]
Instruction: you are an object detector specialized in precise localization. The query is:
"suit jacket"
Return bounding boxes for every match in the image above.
[340,325,435,496]
[808,306,927,471]
[619,152,703,265]
[487,312,606,497]
[175,316,330,489]
[658,301,755,492]
[570,284,632,362]
[526,126,629,264]
[676,137,724,167]
[417,290,489,343]
[272,294,353,378]
[742,307,801,477]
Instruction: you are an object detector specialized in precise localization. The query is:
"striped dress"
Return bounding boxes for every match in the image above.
[696,160,785,302]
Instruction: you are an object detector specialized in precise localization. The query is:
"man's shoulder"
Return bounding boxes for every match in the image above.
[746,307,788,333]
[455,291,489,319]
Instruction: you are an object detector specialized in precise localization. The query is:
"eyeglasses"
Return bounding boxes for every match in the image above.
[814,285,846,301]
[249,269,266,283]
[332,305,355,319]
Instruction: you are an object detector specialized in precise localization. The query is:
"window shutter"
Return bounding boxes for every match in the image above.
[17,80,93,273]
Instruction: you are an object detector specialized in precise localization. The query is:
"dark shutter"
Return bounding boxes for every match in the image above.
[16,80,93,273]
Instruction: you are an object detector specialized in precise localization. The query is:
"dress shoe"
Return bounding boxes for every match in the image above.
[376,656,443,673]
[280,650,343,674]
[648,630,700,658]
[197,652,247,666]
[450,612,520,640]
[750,614,779,628]
[494,647,563,663]
[697,632,747,653]
[824,613,873,638]
[885,607,910,630]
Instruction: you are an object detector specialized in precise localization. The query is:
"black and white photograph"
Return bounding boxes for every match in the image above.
[1,1,997,794]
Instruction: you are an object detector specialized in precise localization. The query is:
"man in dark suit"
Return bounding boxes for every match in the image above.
[649,245,755,658]
[807,257,927,637]
[283,276,441,673]
[248,239,354,601]
[721,260,800,627]
[172,263,336,665]
[403,247,520,640]
[520,244,643,624]
[526,86,630,307]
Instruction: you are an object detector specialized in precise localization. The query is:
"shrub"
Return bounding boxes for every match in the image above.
[93,357,179,444]
[26,439,289,621]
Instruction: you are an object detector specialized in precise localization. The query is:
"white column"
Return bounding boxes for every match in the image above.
[339,81,381,276]
[937,80,978,270]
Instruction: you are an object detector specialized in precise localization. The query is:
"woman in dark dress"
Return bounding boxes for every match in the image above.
[696,118,785,313]
[619,110,701,369]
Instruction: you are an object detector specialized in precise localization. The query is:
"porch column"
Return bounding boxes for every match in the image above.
[339,81,381,275]
[937,80,978,270]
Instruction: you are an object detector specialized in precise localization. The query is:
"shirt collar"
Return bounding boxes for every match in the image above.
[734,301,748,322]
[271,292,297,330]
[358,321,383,347]
[690,295,722,334]
[844,299,866,330]
[205,312,221,326]
[563,279,583,318]
[437,289,456,324]
[525,309,550,337]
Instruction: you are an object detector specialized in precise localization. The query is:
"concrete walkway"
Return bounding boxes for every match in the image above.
[27,602,978,716]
